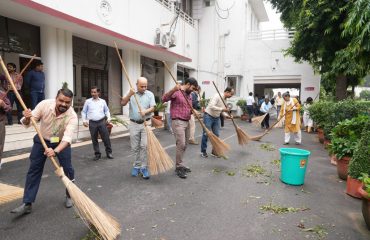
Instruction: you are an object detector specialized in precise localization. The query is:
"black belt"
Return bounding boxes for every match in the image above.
[130,118,150,124]
[89,117,106,122]
[172,118,189,122]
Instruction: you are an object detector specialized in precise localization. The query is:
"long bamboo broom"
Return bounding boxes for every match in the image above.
[113,42,173,175]
[211,81,249,145]
[0,56,121,240]
[163,61,230,156]
[251,113,268,127]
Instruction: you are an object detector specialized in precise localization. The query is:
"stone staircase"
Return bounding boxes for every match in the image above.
[4,115,129,152]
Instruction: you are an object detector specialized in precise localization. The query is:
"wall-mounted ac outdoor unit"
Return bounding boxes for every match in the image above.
[155,28,169,48]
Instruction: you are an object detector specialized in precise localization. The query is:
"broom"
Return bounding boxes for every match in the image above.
[114,42,173,175]
[251,113,268,127]
[211,81,249,145]
[0,56,121,240]
[163,61,230,156]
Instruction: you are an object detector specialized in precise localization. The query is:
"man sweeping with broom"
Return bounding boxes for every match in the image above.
[200,87,234,158]
[162,77,199,179]
[120,77,155,180]
[11,88,78,214]
[279,92,302,145]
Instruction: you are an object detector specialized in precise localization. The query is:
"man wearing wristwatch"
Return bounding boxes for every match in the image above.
[120,77,155,179]
[11,88,78,215]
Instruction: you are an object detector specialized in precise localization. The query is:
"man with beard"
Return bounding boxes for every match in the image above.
[162,77,199,179]
[11,88,78,214]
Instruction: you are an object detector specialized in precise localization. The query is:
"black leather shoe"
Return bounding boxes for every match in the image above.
[182,166,191,173]
[11,203,32,214]
[94,154,101,161]
[175,167,187,179]
[106,153,114,159]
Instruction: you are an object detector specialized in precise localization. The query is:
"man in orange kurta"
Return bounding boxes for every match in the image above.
[279,92,301,145]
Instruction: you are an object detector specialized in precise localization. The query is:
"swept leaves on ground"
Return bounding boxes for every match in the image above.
[259,203,310,214]
[271,159,281,167]
[301,225,328,239]
[226,171,236,176]
[212,168,236,176]
[260,143,276,151]
[212,168,222,173]
[81,229,100,240]
[242,164,266,177]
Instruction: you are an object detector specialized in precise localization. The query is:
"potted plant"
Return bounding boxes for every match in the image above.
[329,115,369,181]
[106,107,128,135]
[199,92,210,113]
[309,101,331,143]
[359,174,370,230]
[153,102,166,120]
[348,121,370,198]
[236,99,248,120]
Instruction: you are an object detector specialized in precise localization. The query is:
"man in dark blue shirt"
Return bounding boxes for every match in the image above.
[25,62,45,109]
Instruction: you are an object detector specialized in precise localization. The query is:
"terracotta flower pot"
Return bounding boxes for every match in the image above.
[317,128,325,144]
[346,176,363,199]
[358,188,370,230]
[336,156,351,180]
[241,114,248,121]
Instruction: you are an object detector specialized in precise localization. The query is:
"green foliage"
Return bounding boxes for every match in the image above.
[154,102,166,112]
[199,98,210,108]
[348,122,370,179]
[62,82,68,90]
[329,115,369,159]
[308,101,332,128]
[236,99,248,114]
[359,174,370,196]
[360,90,370,100]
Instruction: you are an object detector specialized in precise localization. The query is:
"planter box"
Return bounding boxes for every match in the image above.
[336,156,351,180]
[359,188,370,230]
[317,128,325,144]
[346,176,363,199]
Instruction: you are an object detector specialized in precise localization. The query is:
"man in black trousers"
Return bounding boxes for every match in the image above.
[82,86,113,160]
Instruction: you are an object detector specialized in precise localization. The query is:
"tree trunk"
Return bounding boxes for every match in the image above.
[336,75,348,100]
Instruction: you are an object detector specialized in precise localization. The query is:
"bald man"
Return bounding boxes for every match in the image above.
[121,77,155,179]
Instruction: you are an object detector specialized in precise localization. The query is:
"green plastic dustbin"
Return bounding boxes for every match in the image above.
[279,148,311,185]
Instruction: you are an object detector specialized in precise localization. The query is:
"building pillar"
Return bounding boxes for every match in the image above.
[121,49,140,115]
[164,62,177,92]
[41,26,73,98]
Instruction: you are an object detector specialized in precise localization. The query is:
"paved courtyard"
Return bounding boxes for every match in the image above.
[0,120,369,240]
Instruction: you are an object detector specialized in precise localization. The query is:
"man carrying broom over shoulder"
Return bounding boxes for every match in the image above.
[200,87,234,158]
[279,92,302,145]
[11,88,78,215]
[120,77,155,180]
[162,77,199,179]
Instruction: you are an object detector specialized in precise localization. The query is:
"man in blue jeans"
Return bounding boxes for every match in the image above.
[25,62,45,109]
[201,87,234,158]
[11,88,77,215]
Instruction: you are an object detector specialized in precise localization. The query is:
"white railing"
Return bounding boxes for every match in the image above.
[248,29,295,40]
[155,0,195,27]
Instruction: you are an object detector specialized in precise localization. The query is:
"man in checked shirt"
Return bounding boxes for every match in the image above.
[162,77,199,179]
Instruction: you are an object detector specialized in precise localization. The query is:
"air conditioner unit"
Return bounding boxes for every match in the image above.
[226,96,241,111]
[155,28,169,48]
[168,33,176,48]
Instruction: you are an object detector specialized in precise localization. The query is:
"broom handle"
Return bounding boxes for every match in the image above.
[162,61,209,131]
[211,81,239,129]
[1,55,36,100]
[0,56,60,169]
[113,42,147,125]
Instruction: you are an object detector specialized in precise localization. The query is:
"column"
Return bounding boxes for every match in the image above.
[164,61,177,92]
[121,49,140,115]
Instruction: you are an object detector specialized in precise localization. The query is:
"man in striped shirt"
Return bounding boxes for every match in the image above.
[162,77,199,179]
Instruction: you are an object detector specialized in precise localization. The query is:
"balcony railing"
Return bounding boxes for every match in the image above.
[155,0,195,27]
[248,29,295,40]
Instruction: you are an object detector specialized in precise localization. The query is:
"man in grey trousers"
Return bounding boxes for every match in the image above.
[82,86,113,160]
[120,77,155,179]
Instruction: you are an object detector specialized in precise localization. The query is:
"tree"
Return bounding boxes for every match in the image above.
[269,0,369,100]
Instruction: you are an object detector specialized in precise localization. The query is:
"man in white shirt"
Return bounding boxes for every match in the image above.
[260,96,272,129]
[200,87,234,158]
[82,86,113,161]
[246,92,255,123]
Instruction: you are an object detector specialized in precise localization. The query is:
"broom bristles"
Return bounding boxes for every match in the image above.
[235,126,250,145]
[206,129,230,156]
[56,169,121,240]
[251,113,268,126]
[145,126,174,175]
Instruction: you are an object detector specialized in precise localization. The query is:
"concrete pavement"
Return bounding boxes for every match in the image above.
[0,120,369,240]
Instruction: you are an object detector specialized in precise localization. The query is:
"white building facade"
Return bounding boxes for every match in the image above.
[0,0,320,116]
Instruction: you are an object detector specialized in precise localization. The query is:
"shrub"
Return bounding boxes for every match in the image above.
[236,99,248,115]
[348,121,370,179]
[308,101,332,128]
[329,115,369,159]
[360,90,370,100]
